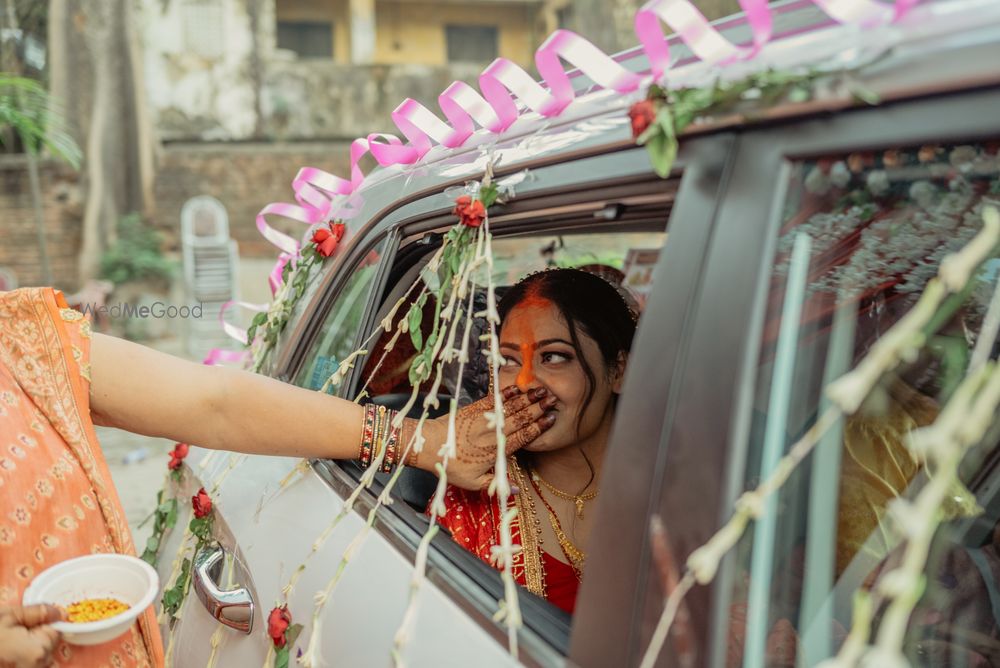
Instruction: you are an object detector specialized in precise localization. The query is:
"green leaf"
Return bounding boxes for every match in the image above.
[145,535,160,553]
[286,623,304,648]
[645,131,678,179]
[408,305,424,350]
[274,647,290,668]
[165,498,178,529]
[479,183,500,208]
[161,558,192,617]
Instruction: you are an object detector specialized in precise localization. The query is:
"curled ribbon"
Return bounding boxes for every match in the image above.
[238,0,919,357]
[257,0,918,258]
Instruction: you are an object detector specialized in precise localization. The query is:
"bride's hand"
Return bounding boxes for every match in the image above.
[420,386,556,491]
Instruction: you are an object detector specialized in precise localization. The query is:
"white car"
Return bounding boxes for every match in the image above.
[158,1,1000,666]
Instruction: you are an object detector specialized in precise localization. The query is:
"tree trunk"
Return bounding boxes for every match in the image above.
[26,153,53,285]
[49,0,159,285]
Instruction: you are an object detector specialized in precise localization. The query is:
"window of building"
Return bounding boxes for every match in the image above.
[277,20,334,59]
[182,0,225,59]
[445,25,498,63]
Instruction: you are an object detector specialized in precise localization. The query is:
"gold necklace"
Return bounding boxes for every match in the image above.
[530,470,598,519]
[527,473,585,579]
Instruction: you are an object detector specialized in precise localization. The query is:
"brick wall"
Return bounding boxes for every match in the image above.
[152,141,354,257]
[0,156,84,290]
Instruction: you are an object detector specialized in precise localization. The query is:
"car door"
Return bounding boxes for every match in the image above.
[599,82,1000,666]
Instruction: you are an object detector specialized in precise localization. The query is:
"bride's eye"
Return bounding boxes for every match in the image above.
[541,351,572,364]
[503,355,520,366]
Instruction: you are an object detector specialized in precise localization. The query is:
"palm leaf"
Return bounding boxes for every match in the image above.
[0,73,81,168]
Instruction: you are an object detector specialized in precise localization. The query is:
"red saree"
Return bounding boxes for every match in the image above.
[438,457,579,615]
[0,287,164,667]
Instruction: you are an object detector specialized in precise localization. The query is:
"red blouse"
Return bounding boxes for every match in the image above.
[436,484,579,614]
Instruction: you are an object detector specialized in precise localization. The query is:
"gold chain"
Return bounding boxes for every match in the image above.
[530,470,598,519]
[527,473,585,579]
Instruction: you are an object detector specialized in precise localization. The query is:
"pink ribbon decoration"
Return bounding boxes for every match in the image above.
[234,0,920,359]
[256,0,919,254]
[217,299,268,346]
[203,348,250,366]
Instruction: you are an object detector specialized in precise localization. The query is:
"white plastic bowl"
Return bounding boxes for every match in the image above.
[22,554,159,646]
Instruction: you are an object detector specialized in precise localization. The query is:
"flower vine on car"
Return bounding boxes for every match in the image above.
[161,487,216,621]
[268,604,303,668]
[631,70,833,179]
[139,442,189,566]
[246,219,348,350]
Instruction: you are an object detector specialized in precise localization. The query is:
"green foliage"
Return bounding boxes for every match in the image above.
[274,624,304,668]
[637,69,828,179]
[161,557,191,619]
[0,73,81,167]
[140,491,179,566]
[99,213,176,286]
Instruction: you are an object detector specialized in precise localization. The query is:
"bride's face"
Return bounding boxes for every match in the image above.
[498,298,621,452]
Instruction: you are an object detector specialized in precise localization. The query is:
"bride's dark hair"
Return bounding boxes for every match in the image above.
[498,267,638,430]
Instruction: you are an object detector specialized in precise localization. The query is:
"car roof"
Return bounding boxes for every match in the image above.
[333,0,1000,232]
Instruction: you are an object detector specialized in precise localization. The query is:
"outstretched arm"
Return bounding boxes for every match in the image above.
[89,332,364,460]
[88,332,554,487]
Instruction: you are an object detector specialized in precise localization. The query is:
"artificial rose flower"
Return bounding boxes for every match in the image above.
[452,195,486,228]
[268,605,291,648]
[629,99,657,139]
[312,222,346,257]
[167,443,188,470]
[192,487,212,518]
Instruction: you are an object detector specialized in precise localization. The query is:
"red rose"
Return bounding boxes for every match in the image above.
[268,605,291,649]
[629,99,657,139]
[192,487,212,518]
[312,222,346,257]
[167,443,188,471]
[452,195,486,228]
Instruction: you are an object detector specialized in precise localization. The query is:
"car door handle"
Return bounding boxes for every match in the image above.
[192,543,254,634]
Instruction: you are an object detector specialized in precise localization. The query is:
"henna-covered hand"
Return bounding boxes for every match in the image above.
[416,385,555,491]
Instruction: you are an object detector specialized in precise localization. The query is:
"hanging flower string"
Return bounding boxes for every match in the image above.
[296,168,521,667]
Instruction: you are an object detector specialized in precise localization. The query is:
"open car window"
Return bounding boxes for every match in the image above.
[726,140,1000,667]
[312,177,675,654]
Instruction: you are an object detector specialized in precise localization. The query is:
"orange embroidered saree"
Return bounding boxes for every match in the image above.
[0,287,163,667]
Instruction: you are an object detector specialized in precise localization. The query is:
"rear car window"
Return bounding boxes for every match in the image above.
[729,139,1000,666]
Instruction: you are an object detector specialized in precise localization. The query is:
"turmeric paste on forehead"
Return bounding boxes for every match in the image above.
[506,291,553,391]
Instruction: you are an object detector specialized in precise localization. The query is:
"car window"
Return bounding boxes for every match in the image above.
[346,193,670,644]
[727,140,1000,666]
[293,238,388,395]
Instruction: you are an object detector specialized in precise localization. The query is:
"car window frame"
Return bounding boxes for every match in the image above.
[568,132,740,667]
[640,85,1000,668]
